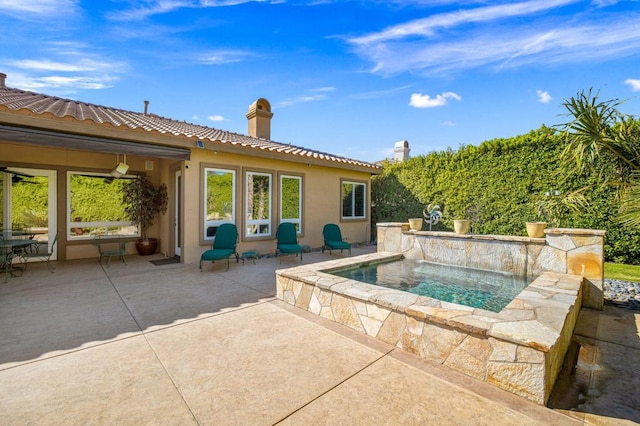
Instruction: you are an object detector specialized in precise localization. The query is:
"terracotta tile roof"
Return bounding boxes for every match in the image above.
[0,85,380,171]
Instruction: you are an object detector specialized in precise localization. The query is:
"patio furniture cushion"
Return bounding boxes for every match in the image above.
[277,244,302,254]
[322,224,351,255]
[200,223,239,271]
[276,222,302,263]
[201,248,235,261]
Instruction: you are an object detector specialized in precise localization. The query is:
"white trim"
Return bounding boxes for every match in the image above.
[203,167,236,241]
[245,171,272,238]
[279,174,302,234]
[341,180,367,220]
[67,171,135,239]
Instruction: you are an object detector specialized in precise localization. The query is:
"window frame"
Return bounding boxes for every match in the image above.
[340,179,367,222]
[67,171,135,240]
[242,169,274,241]
[278,172,304,236]
[201,165,238,243]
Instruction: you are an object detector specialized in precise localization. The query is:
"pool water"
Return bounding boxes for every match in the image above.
[329,258,530,312]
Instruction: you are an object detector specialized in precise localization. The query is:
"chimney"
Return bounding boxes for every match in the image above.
[0,73,6,87]
[394,140,410,162]
[246,98,273,139]
[144,100,149,115]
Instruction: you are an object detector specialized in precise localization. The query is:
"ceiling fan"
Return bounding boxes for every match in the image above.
[0,166,39,184]
[11,175,39,184]
[0,166,34,178]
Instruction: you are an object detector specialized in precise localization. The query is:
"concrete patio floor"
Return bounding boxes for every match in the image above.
[0,246,637,425]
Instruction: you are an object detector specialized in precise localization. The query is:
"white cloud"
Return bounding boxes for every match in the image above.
[410,91,461,108]
[9,58,122,73]
[275,87,335,108]
[8,71,123,92]
[592,0,619,6]
[348,1,640,76]
[41,76,113,89]
[4,43,128,93]
[108,0,271,21]
[442,120,455,126]
[350,0,578,46]
[624,78,640,91]
[276,94,328,108]
[537,89,552,103]
[208,114,226,122]
[197,49,255,65]
[313,86,336,93]
[192,115,201,120]
[0,0,78,16]
[15,75,115,91]
[108,1,196,21]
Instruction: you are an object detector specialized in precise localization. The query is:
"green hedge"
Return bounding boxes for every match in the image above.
[372,126,640,264]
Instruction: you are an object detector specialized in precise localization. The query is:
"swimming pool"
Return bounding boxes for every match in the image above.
[329,258,530,313]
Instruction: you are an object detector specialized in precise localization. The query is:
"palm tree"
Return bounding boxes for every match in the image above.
[559,89,640,226]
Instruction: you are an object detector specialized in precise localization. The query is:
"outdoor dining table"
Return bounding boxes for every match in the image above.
[1,238,36,283]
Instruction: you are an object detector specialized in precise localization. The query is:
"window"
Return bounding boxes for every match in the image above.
[245,171,272,237]
[280,174,302,233]
[341,180,366,220]
[68,172,134,238]
[204,168,236,241]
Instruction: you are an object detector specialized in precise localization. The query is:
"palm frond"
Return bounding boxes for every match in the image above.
[618,171,640,227]
[559,89,637,175]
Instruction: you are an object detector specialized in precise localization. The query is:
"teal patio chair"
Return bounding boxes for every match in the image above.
[276,222,302,263]
[322,224,351,256]
[93,234,128,267]
[21,232,58,272]
[200,223,239,271]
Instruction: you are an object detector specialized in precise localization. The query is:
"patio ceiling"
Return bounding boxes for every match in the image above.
[0,124,190,160]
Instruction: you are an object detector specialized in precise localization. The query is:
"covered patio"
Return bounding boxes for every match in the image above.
[0,247,637,424]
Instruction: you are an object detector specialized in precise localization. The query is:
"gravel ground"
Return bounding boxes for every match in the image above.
[604,279,640,311]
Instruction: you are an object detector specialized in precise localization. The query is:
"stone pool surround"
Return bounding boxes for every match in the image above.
[275,225,604,405]
[377,223,605,310]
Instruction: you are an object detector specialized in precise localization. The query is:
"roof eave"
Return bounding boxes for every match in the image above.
[0,106,381,173]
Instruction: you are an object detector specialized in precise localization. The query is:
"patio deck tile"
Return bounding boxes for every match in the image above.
[0,335,196,425]
[281,355,574,426]
[145,301,385,424]
[0,247,635,424]
[0,272,141,370]
[108,266,273,332]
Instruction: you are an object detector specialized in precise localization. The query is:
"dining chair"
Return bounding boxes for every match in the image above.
[21,232,58,272]
[93,234,127,267]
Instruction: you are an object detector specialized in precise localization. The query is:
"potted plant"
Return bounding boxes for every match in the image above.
[122,176,168,255]
[408,217,423,231]
[453,202,475,234]
[527,189,559,238]
[453,219,470,234]
[528,188,589,237]
[525,221,547,238]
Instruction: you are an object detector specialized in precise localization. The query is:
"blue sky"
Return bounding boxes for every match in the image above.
[1,0,639,163]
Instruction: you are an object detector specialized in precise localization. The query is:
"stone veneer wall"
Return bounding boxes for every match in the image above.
[276,253,583,405]
[276,224,603,404]
[376,223,605,310]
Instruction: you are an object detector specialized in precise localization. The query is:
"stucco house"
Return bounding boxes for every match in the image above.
[0,73,381,265]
